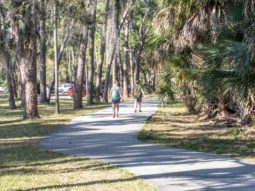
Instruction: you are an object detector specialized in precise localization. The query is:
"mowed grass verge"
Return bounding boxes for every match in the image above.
[0,97,156,191]
[139,102,255,159]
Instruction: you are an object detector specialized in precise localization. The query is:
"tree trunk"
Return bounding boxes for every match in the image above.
[16,65,23,99]
[23,46,39,119]
[112,29,121,83]
[12,20,25,105]
[143,69,149,84]
[87,0,97,105]
[135,52,140,81]
[22,4,39,119]
[95,0,110,103]
[0,27,16,109]
[18,44,26,108]
[122,19,130,99]
[118,50,123,90]
[68,50,72,82]
[72,47,78,79]
[103,0,120,103]
[130,49,134,95]
[0,14,16,109]
[134,8,148,82]
[11,68,18,99]
[104,63,112,103]
[73,26,89,109]
[39,0,48,103]
[112,48,118,82]
[53,0,60,114]
[6,54,16,110]
[85,61,88,94]
[128,2,135,95]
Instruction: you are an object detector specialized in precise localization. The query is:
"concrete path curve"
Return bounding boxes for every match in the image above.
[40,97,255,191]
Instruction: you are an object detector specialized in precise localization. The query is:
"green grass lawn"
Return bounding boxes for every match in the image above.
[139,102,255,159]
[0,97,156,191]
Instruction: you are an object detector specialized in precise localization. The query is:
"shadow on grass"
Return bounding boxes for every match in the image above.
[0,140,68,167]
[1,160,116,177]
[0,121,67,139]
[0,157,86,169]
[140,102,255,158]
[0,100,110,184]
[0,110,23,117]
[13,177,137,191]
[140,126,255,158]
[0,119,24,125]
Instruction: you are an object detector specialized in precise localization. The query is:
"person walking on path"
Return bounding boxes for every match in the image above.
[133,80,145,112]
[111,80,122,118]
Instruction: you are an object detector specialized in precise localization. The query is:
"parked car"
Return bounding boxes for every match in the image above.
[58,83,72,94]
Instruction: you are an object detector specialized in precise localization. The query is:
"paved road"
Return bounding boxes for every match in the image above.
[40,97,255,191]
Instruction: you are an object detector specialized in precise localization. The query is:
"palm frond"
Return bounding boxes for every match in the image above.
[199,39,254,102]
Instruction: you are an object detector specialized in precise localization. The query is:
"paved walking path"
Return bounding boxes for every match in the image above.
[40,97,255,191]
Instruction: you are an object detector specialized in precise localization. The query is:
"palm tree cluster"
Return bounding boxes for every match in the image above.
[150,0,255,123]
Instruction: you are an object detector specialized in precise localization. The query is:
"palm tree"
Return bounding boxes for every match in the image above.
[149,0,255,121]
[154,0,225,52]
[199,39,254,121]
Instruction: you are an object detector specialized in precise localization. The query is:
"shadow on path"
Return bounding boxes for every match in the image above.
[40,97,255,191]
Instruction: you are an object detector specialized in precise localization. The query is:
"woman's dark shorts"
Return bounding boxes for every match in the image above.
[112,98,121,104]
[135,97,142,103]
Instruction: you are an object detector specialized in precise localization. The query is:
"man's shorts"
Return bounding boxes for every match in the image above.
[134,97,142,103]
[112,98,121,104]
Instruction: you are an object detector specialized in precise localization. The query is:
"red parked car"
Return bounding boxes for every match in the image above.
[67,87,86,97]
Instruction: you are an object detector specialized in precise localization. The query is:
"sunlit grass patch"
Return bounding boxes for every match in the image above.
[0,154,155,191]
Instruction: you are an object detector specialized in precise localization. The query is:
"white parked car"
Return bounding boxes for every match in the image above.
[58,83,72,94]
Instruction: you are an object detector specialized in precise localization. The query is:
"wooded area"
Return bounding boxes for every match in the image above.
[0,0,155,119]
[0,0,255,125]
